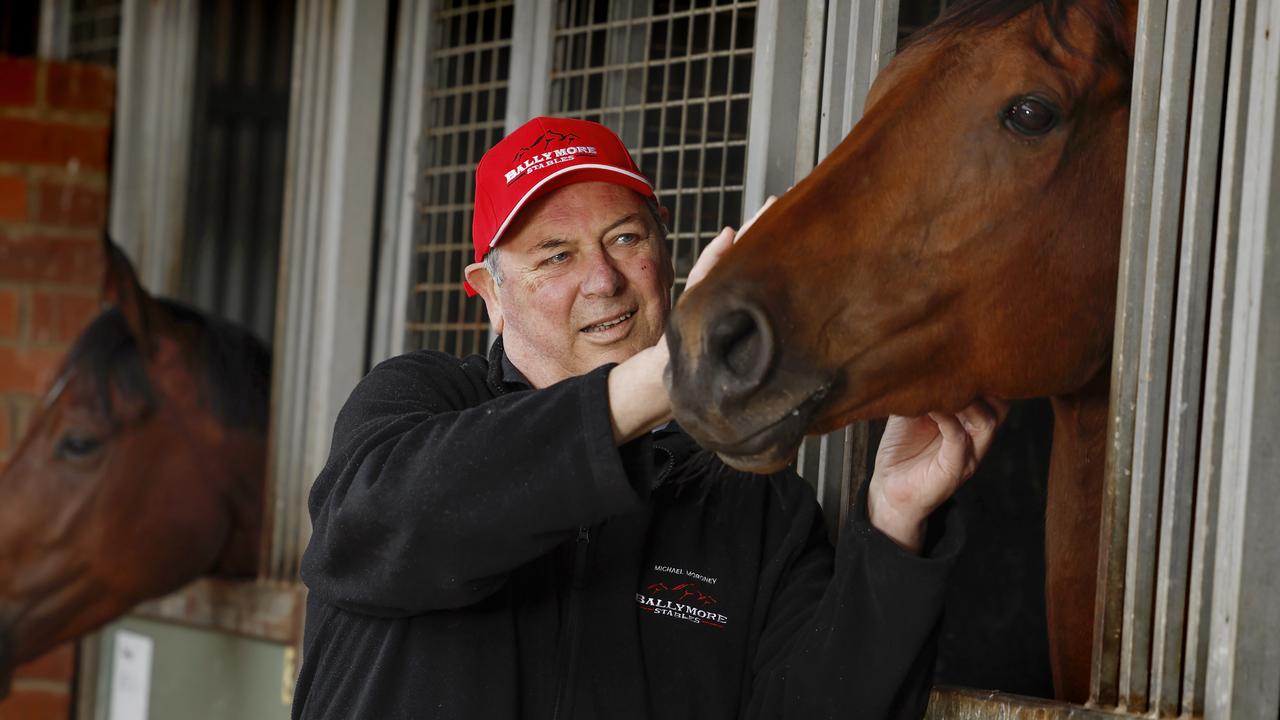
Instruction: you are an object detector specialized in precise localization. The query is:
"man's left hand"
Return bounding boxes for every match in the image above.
[866,398,1010,553]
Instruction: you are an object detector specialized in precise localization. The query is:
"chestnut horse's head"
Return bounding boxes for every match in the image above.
[668,0,1135,471]
[0,239,270,696]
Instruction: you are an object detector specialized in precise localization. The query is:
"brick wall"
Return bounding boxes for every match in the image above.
[0,55,115,720]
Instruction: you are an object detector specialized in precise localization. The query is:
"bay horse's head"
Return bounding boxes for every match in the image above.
[0,239,269,696]
[668,0,1136,471]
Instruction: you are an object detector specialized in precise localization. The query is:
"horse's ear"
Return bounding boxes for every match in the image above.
[101,233,159,356]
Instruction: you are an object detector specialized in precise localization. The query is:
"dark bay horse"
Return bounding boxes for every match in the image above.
[667,0,1135,702]
[0,238,270,697]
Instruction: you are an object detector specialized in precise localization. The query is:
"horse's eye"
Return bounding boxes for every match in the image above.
[1003,97,1058,136]
[55,432,103,460]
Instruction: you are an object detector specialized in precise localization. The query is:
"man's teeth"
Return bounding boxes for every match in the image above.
[586,310,635,332]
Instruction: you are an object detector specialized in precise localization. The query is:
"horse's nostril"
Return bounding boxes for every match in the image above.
[707,304,773,392]
[714,311,759,377]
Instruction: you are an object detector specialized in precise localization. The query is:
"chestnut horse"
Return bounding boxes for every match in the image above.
[0,238,269,697]
[667,0,1135,702]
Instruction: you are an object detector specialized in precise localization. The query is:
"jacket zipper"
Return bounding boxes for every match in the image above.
[551,525,591,720]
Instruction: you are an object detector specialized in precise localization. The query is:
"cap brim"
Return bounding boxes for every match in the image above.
[465,164,656,298]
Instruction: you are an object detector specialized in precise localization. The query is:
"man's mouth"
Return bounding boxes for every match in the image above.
[582,308,636,333]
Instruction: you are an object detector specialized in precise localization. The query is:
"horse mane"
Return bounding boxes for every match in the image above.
[910,0,1133,70]
[59,301,271,432]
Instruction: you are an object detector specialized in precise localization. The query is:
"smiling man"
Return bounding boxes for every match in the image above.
[292,117,1006,720]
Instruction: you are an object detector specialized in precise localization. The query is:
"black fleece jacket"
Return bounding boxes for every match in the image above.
[292,341,964,720]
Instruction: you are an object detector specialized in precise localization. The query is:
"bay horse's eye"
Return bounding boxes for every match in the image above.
[1002,96,1058,137]
[55,432,103,460]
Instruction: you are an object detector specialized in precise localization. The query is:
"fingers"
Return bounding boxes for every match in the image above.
[738,195,777,239]
[684,195,778,292]
[927,410,975,481]
[956,397,1005,464]
[685,226,737,290]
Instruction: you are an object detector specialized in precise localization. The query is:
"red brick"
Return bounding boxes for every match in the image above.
[45,62,115,115]
[34,179,107,228]
[0,58,38,108]
[0,346,66,394]
[0,289,19,340]
[0,233,103,285]
[0,117,110,171]
[0,686,70,720]
[12,645,74,683]
[31,291,100,344]
[0,175,26,222]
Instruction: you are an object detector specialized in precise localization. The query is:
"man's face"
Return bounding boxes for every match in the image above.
[467,181,674,388]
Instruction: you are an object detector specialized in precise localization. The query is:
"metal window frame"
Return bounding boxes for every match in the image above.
[267,0,390,586]
[370,0,436,365]
[1204,0,1280,716]
[106,0,200,295]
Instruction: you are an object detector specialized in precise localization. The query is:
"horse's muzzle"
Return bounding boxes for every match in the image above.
[667,291,832,471]
[667,292,775,426]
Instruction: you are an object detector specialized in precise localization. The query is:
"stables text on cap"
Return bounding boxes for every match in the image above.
[466,117,657,296]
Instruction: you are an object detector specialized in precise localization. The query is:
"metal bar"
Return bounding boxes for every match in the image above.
[743,0,813,212]
[1090,0,1168,704]
[370,0,433,366]
[1150,0,1232,713]
[1183,0,1256,711]
[926,686,1136,719]
[1206,0,1280,715]
[1118,0,1198,708]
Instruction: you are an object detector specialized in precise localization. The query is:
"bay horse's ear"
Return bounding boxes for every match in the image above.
[101,233,158,357]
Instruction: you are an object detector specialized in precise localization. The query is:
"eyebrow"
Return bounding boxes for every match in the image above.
[530,212,649,252]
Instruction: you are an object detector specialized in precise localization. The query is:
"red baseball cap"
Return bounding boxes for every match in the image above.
[466,116,657,296]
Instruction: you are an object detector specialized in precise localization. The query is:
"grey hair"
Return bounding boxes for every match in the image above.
[483,246,504,286]
[481,194,670,288]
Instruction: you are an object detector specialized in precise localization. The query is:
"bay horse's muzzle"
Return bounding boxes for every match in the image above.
[667,294,776,413]
[667,292,833,472]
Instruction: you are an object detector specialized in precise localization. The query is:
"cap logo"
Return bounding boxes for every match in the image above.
[504,130,599,184]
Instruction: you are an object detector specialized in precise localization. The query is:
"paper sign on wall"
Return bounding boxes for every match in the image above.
[109,629,154,720]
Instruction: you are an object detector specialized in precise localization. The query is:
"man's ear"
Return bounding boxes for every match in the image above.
[465,262,504,335]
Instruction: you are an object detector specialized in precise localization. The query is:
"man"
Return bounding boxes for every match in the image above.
[292,117,1005,719]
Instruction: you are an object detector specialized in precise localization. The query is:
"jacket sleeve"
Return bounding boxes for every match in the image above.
[300,352,654,617]
[743,478,964,720]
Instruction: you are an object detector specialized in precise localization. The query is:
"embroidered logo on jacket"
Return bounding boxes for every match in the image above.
[636,565,729,629]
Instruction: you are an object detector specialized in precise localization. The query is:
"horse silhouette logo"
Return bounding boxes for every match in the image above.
[646,581,718,607]
[512,130,580,162]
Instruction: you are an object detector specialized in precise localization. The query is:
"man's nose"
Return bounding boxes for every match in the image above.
[581,250,624,297]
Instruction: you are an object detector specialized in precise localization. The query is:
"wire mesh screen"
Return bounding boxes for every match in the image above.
[405,0,513,356]
[548,0,757,297]
[68,0,123,67]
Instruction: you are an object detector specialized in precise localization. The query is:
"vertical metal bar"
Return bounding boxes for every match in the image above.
[1149,0,1232,713]
[1090,0,1168,704]
[370,0,433,366]
[1183,0,1257,711]
[1206,0,1280,714]
[868,0,899,75]
[742,0,813,212]
[1119,0,1198,708]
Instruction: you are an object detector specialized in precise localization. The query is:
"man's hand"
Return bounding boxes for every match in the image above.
[867,398,1010,553]
[607,197,778,444]
[684,195,776,292]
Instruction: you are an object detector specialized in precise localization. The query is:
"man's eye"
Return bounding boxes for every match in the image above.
[615,233,640,246]
[544,252,570,265]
